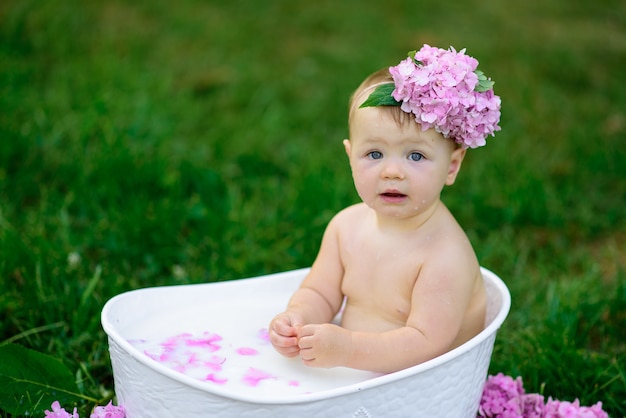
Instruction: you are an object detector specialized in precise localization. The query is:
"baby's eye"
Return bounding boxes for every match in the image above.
[408,152,424,162]
[367,151,383,160]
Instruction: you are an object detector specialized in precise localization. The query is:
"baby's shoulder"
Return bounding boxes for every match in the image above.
[336,202,369,216]
[422,215,479,273]
[327,203,370,232]
[332,203,370,222]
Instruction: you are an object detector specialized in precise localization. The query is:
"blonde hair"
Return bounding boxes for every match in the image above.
[348,68,412,129]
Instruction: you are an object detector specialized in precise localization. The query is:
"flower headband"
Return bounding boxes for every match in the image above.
[360,45,501,149]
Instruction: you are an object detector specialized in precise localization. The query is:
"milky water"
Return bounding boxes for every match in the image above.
[126,299,380,398]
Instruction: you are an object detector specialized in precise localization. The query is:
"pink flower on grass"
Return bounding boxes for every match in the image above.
[478,373,609,418]
[478,373,525,417]
[543,397,608,418]
[90,401,126,418]
[518,393,545,418]
[45,401,125,418]
[44,401,79,418]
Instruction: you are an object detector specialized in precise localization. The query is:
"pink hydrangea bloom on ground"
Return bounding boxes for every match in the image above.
[44,401,125,418]
[478,373,526,416]
[518,393,545,418]
[90,401,126,418]
[543,398,608,418]
[44,401,79,418]
[478,373,608,418]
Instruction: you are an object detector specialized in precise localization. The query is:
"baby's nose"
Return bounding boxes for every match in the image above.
[381,159,405,179]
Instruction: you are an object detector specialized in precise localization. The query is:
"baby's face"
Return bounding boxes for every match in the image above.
[345,106,464,222]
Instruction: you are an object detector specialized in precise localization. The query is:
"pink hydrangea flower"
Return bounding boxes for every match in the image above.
[478,373,609,418]
[386,45,501,149]
[543,397,608,418]
[90,401,126,418]
[44,401,125,418]
[478,373,526,417]
[44,401,79,418]
[518,393,545,418]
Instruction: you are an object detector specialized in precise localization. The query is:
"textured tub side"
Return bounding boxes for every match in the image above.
[109,333,495,418]
[105,268,509,418]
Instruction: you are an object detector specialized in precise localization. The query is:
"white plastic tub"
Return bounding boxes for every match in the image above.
[102,267,510,417]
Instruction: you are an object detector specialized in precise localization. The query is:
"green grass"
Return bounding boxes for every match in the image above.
[1,0,625,416]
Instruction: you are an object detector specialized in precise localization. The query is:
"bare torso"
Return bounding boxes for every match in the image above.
[336,203,486,349]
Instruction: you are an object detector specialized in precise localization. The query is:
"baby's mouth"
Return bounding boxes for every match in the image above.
[381,191,406,198]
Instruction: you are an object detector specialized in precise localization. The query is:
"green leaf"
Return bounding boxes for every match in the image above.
[0,343,82,416]
[359,83,400,108]
[474,69,495,92]
[406,50,423,66]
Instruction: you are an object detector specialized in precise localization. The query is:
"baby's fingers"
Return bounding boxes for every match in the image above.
[272,316,299,337]
[270,332,298,348]
[269,323,300,357]
[278,345,301,358]
[296,324,317,339]
[271,334,300,357]
[296,326,318,357]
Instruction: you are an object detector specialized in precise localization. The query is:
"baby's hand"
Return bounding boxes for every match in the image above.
[297,323,351,368]
[269,312,303,358]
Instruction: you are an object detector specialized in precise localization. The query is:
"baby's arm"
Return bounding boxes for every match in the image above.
[297,324,431,372]
[269,217,345,357]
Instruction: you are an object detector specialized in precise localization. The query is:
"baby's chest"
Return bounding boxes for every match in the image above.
[343,261,417,290]
[338,233,426,310]
[342,239,422,284]
[341,256,420,314]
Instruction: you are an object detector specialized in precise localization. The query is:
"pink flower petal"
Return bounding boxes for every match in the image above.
[205,373,228,385]
[236,347,258,356]
[242,367,274,387]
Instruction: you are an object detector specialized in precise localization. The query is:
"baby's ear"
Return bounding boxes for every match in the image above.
[446,147,466,185]
[343,139,351,157]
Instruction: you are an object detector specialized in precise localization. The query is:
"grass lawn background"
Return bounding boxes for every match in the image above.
[1,0,625,416]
